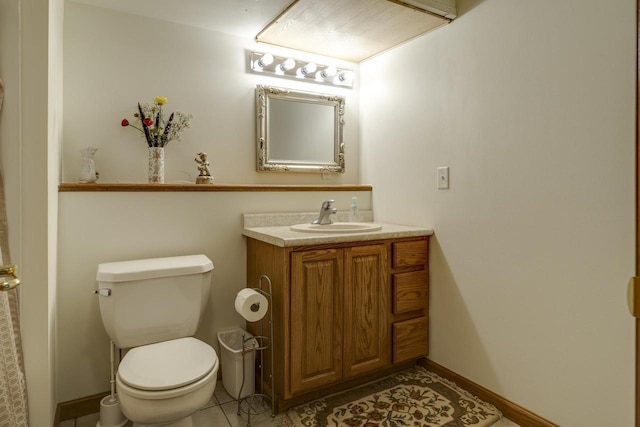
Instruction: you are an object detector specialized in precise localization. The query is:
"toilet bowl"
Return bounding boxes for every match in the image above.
[95,255,217,427]
[116,338,219,427]
[116,337,219,426]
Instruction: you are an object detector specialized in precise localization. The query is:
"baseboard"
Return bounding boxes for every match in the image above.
[55,391,110,425]
[420,359,558,427]
[55,370,220,426]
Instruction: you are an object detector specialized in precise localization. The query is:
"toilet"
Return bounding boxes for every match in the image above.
[96,255,218,427]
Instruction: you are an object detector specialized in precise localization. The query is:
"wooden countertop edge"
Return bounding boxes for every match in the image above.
[58,183,373,192]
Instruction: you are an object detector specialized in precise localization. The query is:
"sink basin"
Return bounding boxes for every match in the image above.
[290,222,382,233]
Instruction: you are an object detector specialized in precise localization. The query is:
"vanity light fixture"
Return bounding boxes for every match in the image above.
[250,52,353,88]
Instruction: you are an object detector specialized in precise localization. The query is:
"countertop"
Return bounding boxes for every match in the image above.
[242,222,434,248]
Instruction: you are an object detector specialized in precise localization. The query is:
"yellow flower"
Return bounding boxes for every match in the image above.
[154,96,168,105]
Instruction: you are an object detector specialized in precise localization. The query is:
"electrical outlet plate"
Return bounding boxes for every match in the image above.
[437,167,449,189]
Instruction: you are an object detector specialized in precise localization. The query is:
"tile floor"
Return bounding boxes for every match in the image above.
[61,382,521,427]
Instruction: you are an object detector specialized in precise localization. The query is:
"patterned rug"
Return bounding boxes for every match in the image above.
[286,367,502,427]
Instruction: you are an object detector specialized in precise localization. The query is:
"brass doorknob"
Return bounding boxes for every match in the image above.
[0,264,20,291]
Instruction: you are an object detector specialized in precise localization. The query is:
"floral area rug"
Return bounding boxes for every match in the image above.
[286,367,502,427]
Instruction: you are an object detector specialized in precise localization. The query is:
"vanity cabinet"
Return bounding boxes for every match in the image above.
[245,235,429,413]
[290,245,389,395]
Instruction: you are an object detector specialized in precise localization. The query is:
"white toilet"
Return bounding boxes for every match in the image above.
[96,255,218,427]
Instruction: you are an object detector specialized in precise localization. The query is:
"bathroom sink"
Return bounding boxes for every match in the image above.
[290,222,382,233]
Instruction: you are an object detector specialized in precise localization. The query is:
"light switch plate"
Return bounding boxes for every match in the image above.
[437,167,449,189]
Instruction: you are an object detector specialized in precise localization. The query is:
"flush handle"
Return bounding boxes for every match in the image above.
[93,288,111,297]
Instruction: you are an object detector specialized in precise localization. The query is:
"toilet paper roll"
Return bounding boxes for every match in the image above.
[235,288,268,322]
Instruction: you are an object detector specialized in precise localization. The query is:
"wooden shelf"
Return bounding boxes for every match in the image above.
[58,183,373,192]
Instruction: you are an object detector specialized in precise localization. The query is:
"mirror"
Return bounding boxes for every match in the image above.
[256,85,345,173]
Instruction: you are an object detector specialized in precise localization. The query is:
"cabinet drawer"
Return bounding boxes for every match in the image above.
[393,270,428,314]
[392,240,428,268]
[393,317,428,363]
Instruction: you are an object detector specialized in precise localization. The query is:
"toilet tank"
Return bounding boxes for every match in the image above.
[96,255,214,349]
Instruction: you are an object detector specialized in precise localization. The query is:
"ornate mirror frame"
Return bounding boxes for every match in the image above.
[256,85,345,173]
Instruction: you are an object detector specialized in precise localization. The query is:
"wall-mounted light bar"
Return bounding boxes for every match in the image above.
[250,52,354,88]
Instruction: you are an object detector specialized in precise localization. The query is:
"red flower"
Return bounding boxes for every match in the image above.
[121,119,129,127]
[143,118,153,127]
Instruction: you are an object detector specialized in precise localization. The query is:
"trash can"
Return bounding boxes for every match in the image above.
[217,328,257,399]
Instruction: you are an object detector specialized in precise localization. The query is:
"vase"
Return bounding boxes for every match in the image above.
[148,147,165,183]
[78,147,98,183]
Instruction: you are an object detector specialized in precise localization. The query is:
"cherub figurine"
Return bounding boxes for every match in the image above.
[194,152,213,184]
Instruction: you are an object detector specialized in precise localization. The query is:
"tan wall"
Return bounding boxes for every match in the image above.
[360,0,636,425]
[1,0,63,424]
[58,2,365,401]
[62,3,360,186]
[57,191,371,401]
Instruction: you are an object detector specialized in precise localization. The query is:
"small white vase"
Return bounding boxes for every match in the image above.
[79,147,98,183]
[148,147,164,183]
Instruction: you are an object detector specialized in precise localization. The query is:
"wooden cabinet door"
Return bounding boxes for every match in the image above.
[343,245,389,378]
[290,249,343,395]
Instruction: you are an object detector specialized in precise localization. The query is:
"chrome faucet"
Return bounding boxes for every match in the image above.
[312,200,337,225]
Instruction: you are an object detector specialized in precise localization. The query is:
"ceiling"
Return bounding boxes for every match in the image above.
[69,0,293,39]
[256,0,449,62]
[69,0,454,62]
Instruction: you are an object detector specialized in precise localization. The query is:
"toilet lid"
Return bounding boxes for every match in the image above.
[118,337,217,391]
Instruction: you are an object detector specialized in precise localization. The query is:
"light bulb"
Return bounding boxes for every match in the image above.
[320,65,337,79]
[301,62,317,75]
[257,53,274,68]
[278,58,296,73]
[338,71,354,83]
[297,62,318,78]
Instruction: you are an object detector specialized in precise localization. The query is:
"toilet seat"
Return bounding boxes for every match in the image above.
[116,362,217,401]
[118,337,217,391]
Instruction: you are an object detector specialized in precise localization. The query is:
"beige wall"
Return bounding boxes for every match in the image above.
[0,0,63,424]
[361,0,635,425]
[62,3,360,185]
[0,1,21,250]
[57,191,371,401]
[58,2,365,402]
[59,0,637,424]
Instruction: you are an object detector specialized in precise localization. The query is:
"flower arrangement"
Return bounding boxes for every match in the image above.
[121,96,193,147]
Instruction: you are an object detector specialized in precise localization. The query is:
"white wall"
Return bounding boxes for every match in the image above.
[58,2,365,402]
[361,0,635,425]
[57,191,372,401]
[0,1,21,255]
[63,2,360,185]
[48,0,64,420]
[60,1,637,423]
[0,0,62,424]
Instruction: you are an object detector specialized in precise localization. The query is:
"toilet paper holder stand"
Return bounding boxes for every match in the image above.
[237,274,274,426]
